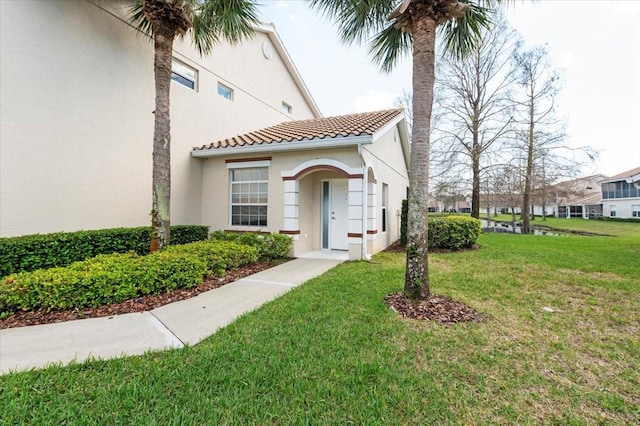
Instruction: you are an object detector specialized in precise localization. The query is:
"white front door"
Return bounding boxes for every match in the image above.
[329,180,349,250]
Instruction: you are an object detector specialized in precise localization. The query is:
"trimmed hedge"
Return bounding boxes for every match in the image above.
[0,225,209,277]
[593,216,640,223]
[209,231,292,259]
[164,241,258,277]
[428,216,481,250]
[0,240,257,315]
[400,207,481,250]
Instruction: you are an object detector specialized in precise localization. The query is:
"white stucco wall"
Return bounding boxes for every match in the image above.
[199,123,410,257]
[363,125,410,253]
[0,0,318,237]
[603,199,640,219]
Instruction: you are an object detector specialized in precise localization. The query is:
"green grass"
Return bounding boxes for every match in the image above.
[1,230,639,424]
[489,214,640,237]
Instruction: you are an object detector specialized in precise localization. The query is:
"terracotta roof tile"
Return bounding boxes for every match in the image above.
[194,109,403,151]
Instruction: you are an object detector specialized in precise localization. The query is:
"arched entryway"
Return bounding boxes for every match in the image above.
[280,159,376,260]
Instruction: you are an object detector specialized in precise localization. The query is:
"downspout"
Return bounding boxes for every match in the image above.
[358,143,372,261]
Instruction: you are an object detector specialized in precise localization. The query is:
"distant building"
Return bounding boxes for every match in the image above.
[535,174,607,219]
[599,167,640,219]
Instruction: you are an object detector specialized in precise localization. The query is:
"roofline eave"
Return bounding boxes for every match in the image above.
[191,135,372,158]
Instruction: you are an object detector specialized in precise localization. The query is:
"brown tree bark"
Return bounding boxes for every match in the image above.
[149,26,174,251]
[143,1,191,251]
[521,99,535,234]
[404,11,437,300]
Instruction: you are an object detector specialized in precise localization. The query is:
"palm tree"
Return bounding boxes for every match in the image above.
[310,0,499,299]
[125,0,259,251]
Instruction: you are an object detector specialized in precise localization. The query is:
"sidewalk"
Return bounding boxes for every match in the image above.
[0,256,344,375]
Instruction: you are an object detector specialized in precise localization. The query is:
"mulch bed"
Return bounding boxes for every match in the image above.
[0,259,289,330]
[383,242,487,325]
[385,292,488,326]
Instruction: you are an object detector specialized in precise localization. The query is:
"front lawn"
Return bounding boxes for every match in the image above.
[1,232,638,424]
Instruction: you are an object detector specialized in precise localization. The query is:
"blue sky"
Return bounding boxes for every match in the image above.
[258,1,640,177]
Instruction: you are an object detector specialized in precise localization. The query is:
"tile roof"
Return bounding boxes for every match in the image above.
[194,109,403,151]
[602,166,640,182]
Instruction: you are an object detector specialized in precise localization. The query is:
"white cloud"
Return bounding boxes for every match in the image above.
[353,91,397,113]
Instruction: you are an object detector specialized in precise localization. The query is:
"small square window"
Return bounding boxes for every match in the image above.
[171,59,197,90]
[218,83,233,100]
[281,101,292,114]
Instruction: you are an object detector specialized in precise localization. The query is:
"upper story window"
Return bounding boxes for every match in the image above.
[281,102,292,114]
[602,181,640,199]
[171,59,197,90]
[217,82,234,100]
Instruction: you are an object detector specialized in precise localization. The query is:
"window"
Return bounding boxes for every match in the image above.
[217,82,233,100]
[632,205,640,218]
[281,101,292,114]
[610,205,617,217]
[171,59,197,90]
[382,183,388,232]
[230,167,268,226]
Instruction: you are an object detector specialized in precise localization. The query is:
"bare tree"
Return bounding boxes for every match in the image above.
[433,14,516,218]
[394,89,413,138]
[511,45,596,231]
[511,45,562,233]
[494,162,523,229]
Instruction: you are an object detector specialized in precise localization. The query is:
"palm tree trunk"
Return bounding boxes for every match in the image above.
[404,15,437,300]
[149,24,175,251]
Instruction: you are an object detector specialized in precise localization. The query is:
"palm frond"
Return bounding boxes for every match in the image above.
[125,0,259,55]
[127,1,153,37]
[369,23,412,74]
[193,0,259,55]
[439,1,495,59]
[309,0,397,45]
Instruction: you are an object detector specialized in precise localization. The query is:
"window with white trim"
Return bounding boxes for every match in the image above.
[171,59,197,90]
[230,167,268,226]
[610,205,617,217]
[632,204,640,217]
[217,82,233,100]
[382,183,388,232]
[281,101,292,114]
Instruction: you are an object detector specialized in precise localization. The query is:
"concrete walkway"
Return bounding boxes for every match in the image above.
[0,257,344,375]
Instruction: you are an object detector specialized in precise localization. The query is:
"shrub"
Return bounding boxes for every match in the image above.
[0,225,209,277]
[0,252,208,314]
[164,241,258,277]
[209,231,292,259]
[593,216,640,223]
[428,216,481,250]
[400,211,480,250]
[0,239,267,315]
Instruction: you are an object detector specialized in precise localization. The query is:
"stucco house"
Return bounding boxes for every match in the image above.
[193,109,410,260]
[599,167,640,219]
[0,0,410,259]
